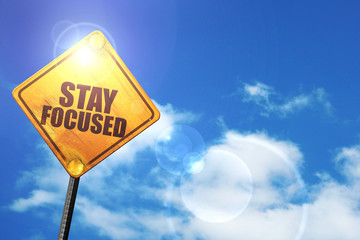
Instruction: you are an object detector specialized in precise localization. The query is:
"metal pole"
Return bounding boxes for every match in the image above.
[58,176,80,240]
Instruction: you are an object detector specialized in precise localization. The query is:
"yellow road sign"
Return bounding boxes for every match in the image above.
[13,31,160,177]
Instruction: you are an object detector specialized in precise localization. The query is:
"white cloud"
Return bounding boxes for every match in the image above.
[177,138,360,240]
[278,94,310,113]
[302,184,360,240]
[10,189,60,212]
[243,82,274,103]
[313,88,333,115]
[76,197,186,240]
[76,198,138,240]
[241,81,333,117]
[9,101,360,240]
[161,131,308,240]
[335,145,360,181]
[69,137,360,240]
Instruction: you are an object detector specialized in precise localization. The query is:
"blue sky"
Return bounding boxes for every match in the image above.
[2,1,360,239]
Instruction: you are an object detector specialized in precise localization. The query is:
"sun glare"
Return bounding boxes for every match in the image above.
[76,47,93,66]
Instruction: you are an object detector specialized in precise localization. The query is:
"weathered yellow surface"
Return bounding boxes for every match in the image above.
[13,31,160,177]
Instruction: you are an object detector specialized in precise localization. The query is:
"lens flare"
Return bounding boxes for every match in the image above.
[180,149,253,223]
[183,152,205,174]
[155,125,206,175]
[168,136,309,240]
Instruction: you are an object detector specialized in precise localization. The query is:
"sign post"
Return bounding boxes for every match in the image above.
[13,31,160,238]
[58,177,80,240]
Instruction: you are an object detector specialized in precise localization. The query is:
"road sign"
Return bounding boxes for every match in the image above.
[13,31,160,177]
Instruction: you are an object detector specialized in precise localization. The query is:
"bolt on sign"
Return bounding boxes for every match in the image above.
[13,31,160,177]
